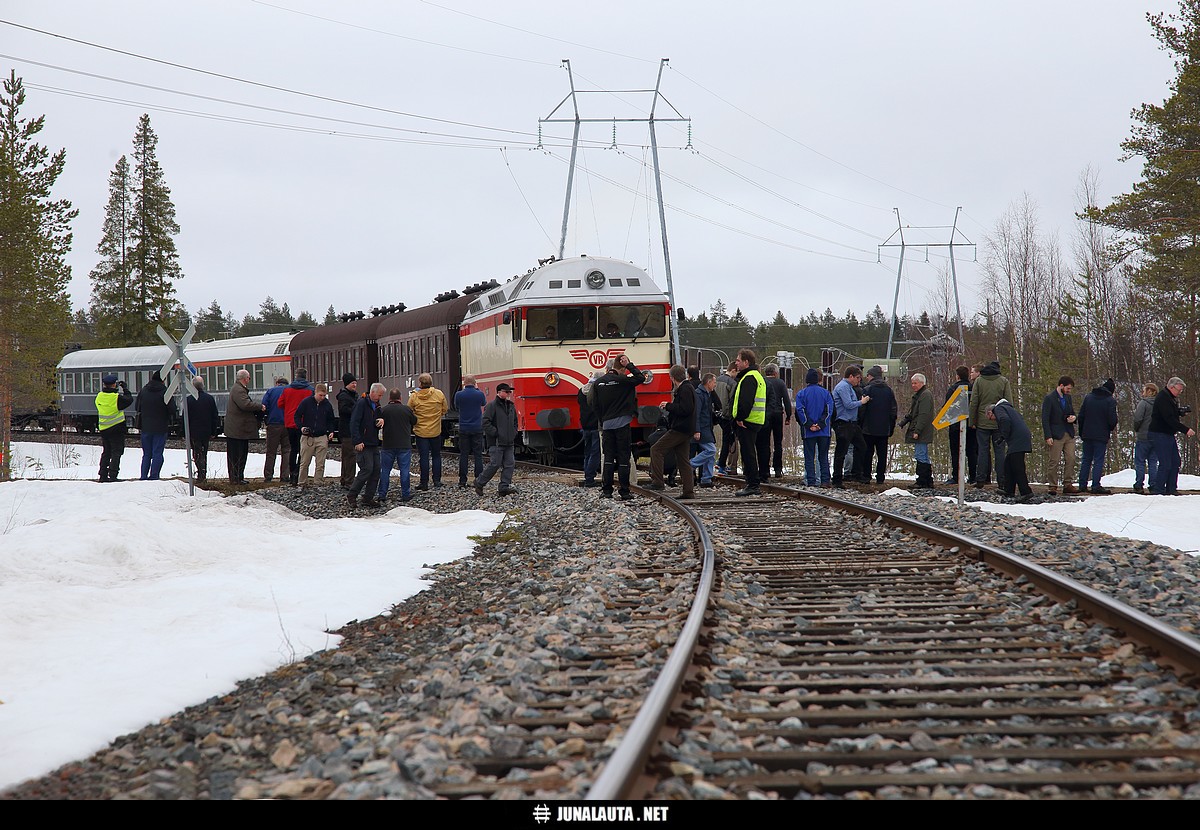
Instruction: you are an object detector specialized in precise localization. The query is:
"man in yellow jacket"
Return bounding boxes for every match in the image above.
[95,373,133,482]
[410,372,449,490]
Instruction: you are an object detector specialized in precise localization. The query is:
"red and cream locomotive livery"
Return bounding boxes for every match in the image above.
[459,255,674,460]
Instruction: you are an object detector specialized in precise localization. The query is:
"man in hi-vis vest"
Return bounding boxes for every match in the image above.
[96,373,133,482]
[731,348,766,497]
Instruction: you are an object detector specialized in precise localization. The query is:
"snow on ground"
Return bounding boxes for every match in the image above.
[0,442,503,791]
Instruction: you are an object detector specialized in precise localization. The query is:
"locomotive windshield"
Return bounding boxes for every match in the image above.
[526,304,665,341]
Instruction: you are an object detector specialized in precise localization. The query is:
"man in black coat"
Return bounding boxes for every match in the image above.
[577,372,602,487]
[1149,376,1196,495]
[988,399,1033,501]
[336,374,359,489]
[475,383,520,496]
[593,355,646,501]
[185,376,221,482]
[135,371,177,481]
[1076,378,1118,494]
[1040,375,1078,495]
[756,363,793,481]
[648,365,696,498]
[347,382,385,508]
[858,365,897,484]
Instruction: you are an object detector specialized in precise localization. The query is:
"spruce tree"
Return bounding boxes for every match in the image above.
[0,71,76,481]
[88,155,135,344]
[194,300,226,340]
[129,113,183,341]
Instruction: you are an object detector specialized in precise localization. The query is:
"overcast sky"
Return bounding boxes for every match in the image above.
[1,1,1178,331]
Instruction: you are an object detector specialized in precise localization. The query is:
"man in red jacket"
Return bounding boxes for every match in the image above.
[277,368,315,486]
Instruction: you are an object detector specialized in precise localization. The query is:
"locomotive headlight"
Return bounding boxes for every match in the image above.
[544,372,560,388]
[585,269,606,289]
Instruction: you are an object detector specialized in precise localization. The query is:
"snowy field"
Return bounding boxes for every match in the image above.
[0,442,503,791]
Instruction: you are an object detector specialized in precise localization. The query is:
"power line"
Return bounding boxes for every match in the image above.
[0,18,541,137]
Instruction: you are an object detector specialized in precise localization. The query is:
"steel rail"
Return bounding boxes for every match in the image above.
[753,480,1200,675]
[584,484,715,801]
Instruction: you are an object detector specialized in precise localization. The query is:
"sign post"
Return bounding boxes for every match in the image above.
[933,385,969,506]
[157,324,198,495]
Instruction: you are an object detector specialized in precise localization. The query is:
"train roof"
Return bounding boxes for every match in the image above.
[57,332,295,372]
[461,256,666,324]
[58,345,171,371]
[377,293,474,339]
[288,314,391,352]
[185,331,294,363]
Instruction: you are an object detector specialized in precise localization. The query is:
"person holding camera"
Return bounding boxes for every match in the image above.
[96,373,133,482]
[593,353,646,500]
[1149,377,1195,496]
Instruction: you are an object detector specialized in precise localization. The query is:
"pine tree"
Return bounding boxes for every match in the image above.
[88,155,135,344]
[324,305,337,326]
[129,113,183,342]
[1095,2,1200,374]
[0,72,76,481]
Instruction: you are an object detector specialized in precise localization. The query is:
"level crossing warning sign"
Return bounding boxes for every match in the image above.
[933,384,968,430]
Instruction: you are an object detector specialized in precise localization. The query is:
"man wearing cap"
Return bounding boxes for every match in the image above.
[261,375,290,483]
[1076,378,1118,494]
[95,373,133,482]
[336,373,359,489]
[1149,377,1195,495]
[454,375,487,488]
[475,382,519,496]
[185,376,220,482]
[135,371,176,481]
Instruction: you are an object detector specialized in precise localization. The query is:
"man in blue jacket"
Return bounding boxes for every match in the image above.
[261,375,289,483]
[831,365,870,488]
[454,375,487,489]
[795,368,834,487]
[1076,378,1118,495]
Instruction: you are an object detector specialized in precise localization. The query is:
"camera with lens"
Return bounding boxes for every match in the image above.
[1179,404,1192,416]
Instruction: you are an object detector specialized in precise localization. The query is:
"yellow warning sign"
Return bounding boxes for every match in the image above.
[933,385,968,430]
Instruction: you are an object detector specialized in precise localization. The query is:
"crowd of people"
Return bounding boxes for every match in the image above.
[91,356,1196,502]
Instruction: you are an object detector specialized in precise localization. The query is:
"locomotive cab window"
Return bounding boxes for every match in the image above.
[527,307,596,341]
[598,304,667,339]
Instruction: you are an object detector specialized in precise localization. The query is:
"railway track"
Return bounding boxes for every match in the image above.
[435,474,1200,800]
